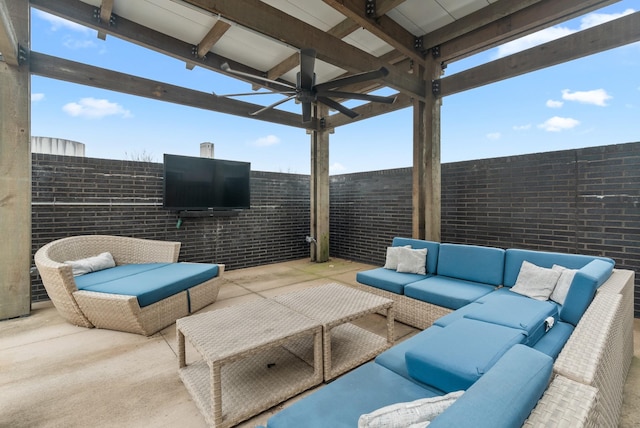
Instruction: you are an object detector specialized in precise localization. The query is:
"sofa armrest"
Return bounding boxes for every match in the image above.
[560,259,614,326]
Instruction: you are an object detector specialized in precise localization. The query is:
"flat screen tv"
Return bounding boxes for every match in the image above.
[163,154,251,211]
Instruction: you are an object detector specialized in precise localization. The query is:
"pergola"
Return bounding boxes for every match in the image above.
[1,0,639,320]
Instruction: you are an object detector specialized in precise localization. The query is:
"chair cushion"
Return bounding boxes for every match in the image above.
[356,268,428,294]
[404,276,495,310]
[436,244,505,286]
[560,259,614,326]
[532,320,574,359]
[77,263,220,307]
[405,318,526,392]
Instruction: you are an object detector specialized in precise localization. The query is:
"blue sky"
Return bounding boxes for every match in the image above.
[30,2,639,174]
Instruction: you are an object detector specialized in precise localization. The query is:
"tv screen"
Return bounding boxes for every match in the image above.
[163,154,251,211]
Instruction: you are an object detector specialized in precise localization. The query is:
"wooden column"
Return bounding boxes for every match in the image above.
[310,104,330,262]
[0,0,31,319]
[412,58,442,242]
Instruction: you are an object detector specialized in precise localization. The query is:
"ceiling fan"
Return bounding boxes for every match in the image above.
[216,48,396,123]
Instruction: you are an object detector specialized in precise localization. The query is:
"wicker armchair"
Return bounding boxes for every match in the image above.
[34,235,224,335]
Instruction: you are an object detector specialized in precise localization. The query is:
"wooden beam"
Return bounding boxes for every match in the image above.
[96,0,114,40]
[183,0,426,100]
[0,0,19,65]
[29,51,310,129]
[439,11,640,97]
[439,0,621,64]
[30,0,293,92]
[323,0,425,65]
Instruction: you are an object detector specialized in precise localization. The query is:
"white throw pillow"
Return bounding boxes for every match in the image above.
[550,264,577,305]
[396,247,428,275]
[358,391,463,428]
[65,252,116,276]
[510,260,561,301]
[383,245,412,270]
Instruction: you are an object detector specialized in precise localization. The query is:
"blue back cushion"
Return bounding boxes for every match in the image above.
[428,345,553,428]
[560,259,614,325]
[503,249,614,287]
[436,244,505,286]
[392,237,440,274]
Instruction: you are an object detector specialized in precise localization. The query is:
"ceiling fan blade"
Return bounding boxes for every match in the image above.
[301,102,312,123]
[299,48,316,90]
[315,90,396,104]
[250,95,296,116]
[220,62,296,92]
[314,67,389,92]
[214,91,296,98]
[317,96,358,119]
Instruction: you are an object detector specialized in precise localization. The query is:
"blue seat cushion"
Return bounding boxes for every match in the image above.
[356,268,428,294]
[77,263,220,307]
[404,276,495,310]
[375,325,445,384]
[75,263,169,288]
[428,345,553,428]
[532,321,574,359]
[405,318,526,392]
[265,362,442,428]
[436,243,505,286]
[462,294,559,345]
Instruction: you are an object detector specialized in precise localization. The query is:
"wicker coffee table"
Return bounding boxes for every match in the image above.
[177,299,323,428]
[273,283,394,380]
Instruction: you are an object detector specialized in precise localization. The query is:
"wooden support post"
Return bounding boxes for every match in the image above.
[412,58,442,242]
[310,105,330,262]
[0,0,31,320]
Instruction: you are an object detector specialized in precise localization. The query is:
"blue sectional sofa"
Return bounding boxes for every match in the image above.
[263,238,635,427]
[34,235,225,336]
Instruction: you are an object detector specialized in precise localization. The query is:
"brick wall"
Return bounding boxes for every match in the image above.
[31,142,640,317]
[329,142,640,318]
[31,154,310,301]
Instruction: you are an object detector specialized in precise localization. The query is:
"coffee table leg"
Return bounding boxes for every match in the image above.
[386,305,395,345]
[211,362,223,427]
[178,329,186,368]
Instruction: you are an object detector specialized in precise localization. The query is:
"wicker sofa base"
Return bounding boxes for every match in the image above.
[349,282,452,330]
[34,235,225,336]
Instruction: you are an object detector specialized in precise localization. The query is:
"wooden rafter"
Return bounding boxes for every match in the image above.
[0,0,19,66]
[439,11,640,97]
[96,0,113,40]
[186,19,231,70]
[323,0,425,65]
[182,0,426,100]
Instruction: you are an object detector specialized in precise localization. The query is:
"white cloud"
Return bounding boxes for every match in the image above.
[561,89,612,106]
[330,162,346,174]
[579,9,635,30]
[35,10,91,33]
[538,116,580,132]
[31,93,45,102]
[63,98,132,119]
[486,132,501,140]
[253,134,280,147]
[513,124,531,131]
[546,99,563,108]
[63,36,97,50]
[493,9,636,59]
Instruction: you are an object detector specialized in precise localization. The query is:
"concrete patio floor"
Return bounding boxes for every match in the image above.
[1,258,639,427]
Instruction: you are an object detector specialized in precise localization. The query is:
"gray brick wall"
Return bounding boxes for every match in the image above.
[31,142,640,317]
[31,154,310,301]
[329,142,640,318]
